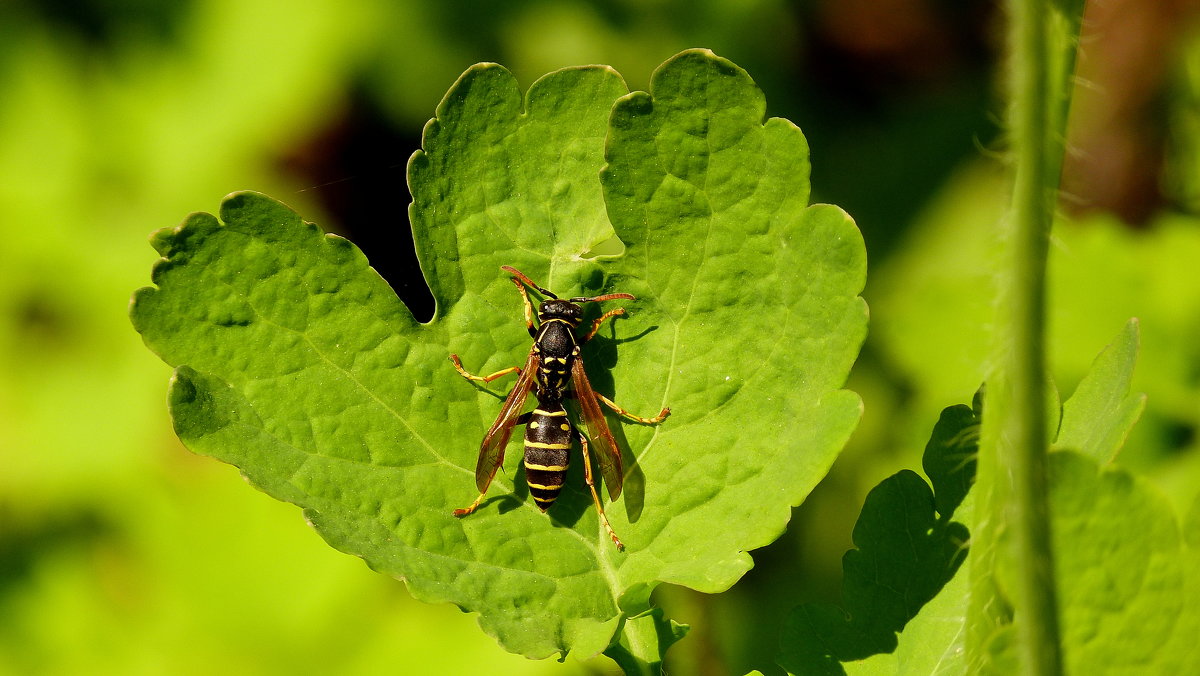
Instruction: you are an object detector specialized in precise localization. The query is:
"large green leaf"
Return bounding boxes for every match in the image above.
[131,50,867,661]
[599,49,866,589]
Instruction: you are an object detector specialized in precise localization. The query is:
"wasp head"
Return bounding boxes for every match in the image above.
[538,299,583,325]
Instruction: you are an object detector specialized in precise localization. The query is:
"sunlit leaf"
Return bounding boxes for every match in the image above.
[132,50,867,662]
[1054,318,1146,463]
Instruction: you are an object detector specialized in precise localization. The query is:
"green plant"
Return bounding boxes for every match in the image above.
[781,321,1200,674]
[129,4,1200,670]
[131,50,866,672]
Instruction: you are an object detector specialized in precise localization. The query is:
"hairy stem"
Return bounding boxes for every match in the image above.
[1003,0,1064,672]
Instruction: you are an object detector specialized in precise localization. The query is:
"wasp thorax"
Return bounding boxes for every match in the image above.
[538,299,582,324]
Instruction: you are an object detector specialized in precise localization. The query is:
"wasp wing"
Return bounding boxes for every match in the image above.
[571,357,624,500]
[474,350,539,493]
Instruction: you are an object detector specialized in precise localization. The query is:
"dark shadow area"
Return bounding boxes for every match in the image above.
[279,87,435,323]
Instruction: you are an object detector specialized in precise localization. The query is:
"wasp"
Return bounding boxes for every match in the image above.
[450,266,670,550]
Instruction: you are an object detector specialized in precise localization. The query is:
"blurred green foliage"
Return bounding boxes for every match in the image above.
[1,0,1196,674]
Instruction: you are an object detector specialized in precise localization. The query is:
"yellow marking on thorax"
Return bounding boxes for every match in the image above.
[529,421,539,428]
[525,462,569,472]
[533,409,567,416]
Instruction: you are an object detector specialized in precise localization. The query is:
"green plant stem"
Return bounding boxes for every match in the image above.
[1004,0,1064,672]
[604,615,663,676]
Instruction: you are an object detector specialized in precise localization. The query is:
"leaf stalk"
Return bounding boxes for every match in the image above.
[604,615,663,676]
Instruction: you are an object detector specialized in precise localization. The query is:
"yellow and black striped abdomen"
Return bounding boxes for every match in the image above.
[523,402,572,511]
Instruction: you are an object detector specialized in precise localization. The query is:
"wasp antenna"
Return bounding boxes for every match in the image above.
[502,265,557,299]
[571,293,636,303]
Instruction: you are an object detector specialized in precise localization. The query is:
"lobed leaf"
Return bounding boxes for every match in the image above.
[601,49,866,592]
[778,400,977,675]
[132,50,868,661]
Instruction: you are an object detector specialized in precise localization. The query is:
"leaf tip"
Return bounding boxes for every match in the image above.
[1123,315,1141,342]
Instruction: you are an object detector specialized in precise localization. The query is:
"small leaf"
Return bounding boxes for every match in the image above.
[844,319,1198,674]
[1046,452,1199,671]
[922,402,981,518]
[604,608,689,674]
[777,400,977,675]
[842,517,973,676]
[1054,318,1146,463]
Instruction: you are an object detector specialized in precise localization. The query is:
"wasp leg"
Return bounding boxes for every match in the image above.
[509,276,538,337]
[596,393,670,424]
[582,308,627,342]
[449,354,521,383]
[453,410,531,518]
[453,494,487,517]
[577,429,624,551]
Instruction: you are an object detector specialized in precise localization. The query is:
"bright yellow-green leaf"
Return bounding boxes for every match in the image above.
[132,50,868,661]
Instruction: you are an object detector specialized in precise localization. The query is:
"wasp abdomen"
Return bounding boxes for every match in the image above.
[523,403,572,511]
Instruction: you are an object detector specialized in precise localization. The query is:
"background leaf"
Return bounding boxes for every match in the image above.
[923,397,983,518]
[824,327,1200,674]
[1053,318,1146,463]
[132,49,867,662]
[777,400,977,675]
[820,457,1200,676]
[1039,452,1200,672]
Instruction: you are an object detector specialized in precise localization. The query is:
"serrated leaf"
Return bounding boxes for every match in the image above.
[601,48,866,588]
[777,472,969,675]
[777,401,976,675]
[1054,318,1146,463]
[131,50,867,661]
